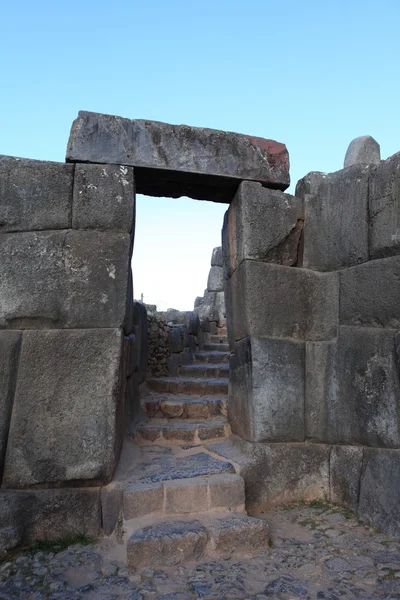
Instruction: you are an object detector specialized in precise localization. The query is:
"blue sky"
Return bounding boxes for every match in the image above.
[1,1,399,309]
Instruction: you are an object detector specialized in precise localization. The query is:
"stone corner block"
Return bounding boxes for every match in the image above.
[73,163,135,233]
[3,328,124,489]
[0,155,73,232]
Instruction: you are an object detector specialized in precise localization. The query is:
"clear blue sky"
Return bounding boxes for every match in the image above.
[1,1,399,309]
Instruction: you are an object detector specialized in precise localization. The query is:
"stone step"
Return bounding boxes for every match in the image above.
[124,473,245,519]
[208,334,228,344]
[143,394,228,419]
[127,513,269,570]
[179,363,229,379]
[203,343,229,353]
[147,376,228,396]
[195,350,229,364]
[134,417,230,445]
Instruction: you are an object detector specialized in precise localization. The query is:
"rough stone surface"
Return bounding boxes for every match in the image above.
[206,513,269,552]
[344,135,380,168]
[3,328,123,488]
[230,260,338,341]
[0,331,21,479]
[73,163,135,232]
[207,266,224,292]
[67,111,290,201]
[127,520,208,570]
[296,165,370,271]
[222,182,304,278]
[209,438,330,508]
[100,484,123,536]
[306,327,400,447]
[229,336,305,442]
[330,445,363,511]
[0,155,73,232]
[123,483,164,519]
[340,255,400,328]
[164,478,208,514]
[0,230,132,329]
[211,246,223,267]
[208,473,245,509]
[358,447,400,537]
[369,152,400,259]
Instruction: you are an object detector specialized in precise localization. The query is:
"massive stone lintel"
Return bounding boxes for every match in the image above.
[66,111,290,202]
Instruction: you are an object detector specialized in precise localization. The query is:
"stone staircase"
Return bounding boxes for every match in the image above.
[116,332,269,571]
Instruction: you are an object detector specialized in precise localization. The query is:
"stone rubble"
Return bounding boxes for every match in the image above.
[1,504,400,599]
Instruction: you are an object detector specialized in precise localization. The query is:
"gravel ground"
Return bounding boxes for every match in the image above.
[1,504,400,599]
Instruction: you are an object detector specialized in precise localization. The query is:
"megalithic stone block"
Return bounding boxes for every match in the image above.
[344,135,380,168]
[222,182,304,279]
[66,111,290,202]
[229,336,305,443]
[0,331,22,481]
[0,155,73,232]
[211,246,223,267]
[296,165,370,271]
[229,260,338,342]
[2,328,124,488]
[207,266,224,292]
[339,255,400,328]
[369,152,400,259]
[0,230,132,329]
[73,163,136,233]
[306,327,400,447]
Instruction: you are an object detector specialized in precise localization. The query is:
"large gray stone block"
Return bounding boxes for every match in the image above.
[229,336,305,442]
[369,152,400,259]
[230,260,338,341]
[358,448,400,537]
[0,331,21,480]
[296,165,370,271]
[211,246,223,267]
[0,155,73,232]
[66,111,290,201]
[306,327,400,447]
[340,256,400,328]
[0,230,132,329]
[3,328,124,488]
[222,182,303,278]
[207,266,224,292]
[73,163,135,232]
[330,445,363,511]
[344,135,380,168]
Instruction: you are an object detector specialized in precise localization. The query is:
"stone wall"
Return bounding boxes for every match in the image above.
[194,247,226,334]
[0,156,137,549]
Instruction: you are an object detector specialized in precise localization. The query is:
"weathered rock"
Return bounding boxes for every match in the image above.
[339,255,400,328]
[0,331,21,479]
[194,296,204,308]
[296,165,370,271]
[229,336,305,442]
[164,478,208,514]
[229,260,338,341]
[101,484,123,535]
[222,182,304,278]
[205,513,269,552]
[0,155,73,232]
[207,266,224,292]
[0,230,132,329]
[169,326,183,353]
[123,483,164,519]
[209,437,330,508]
[344,135,380,168]
[3,328,123,488]
[73,163,135,232]
[306,327,400,447]
[211,246,223,267]
[133,302,148,383]
[358,448,400,537]
[208,473,245,509]
[127,520,208,570]
[369,152,400,259]
[67,111,290,202]
[330,445,363,511]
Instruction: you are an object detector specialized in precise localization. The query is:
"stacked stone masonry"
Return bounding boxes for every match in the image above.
[1,115,400,557]
[194,245,226,334]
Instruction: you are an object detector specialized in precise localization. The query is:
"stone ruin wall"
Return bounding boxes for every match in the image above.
[194,246,226,335]
[0,111,399,550]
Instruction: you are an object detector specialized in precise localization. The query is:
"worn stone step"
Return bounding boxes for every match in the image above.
[135,417,230,445]
[208,334,228,344]
[203,343,229,353]
[124,473,245,519]
[195,350,229,364]
[127,513,269,570]
[147,376,228,396]
[143,394,228,419]
[179,363,229,379]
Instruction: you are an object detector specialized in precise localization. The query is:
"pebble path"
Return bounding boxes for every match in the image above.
[1,504,399,599]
